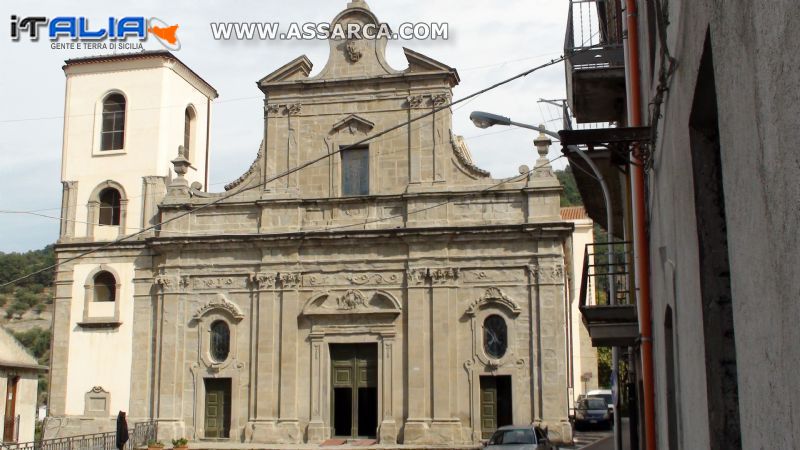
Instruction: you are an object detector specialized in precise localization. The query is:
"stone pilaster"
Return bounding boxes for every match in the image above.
[60,181,78,240]
[277,272,302,442]
[378,333,398,444]
[403,267,430,442]
[429,267,461,442]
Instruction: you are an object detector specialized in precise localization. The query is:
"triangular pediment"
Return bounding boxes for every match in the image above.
[403,47,460,84]
[331,114,375,135]
[258,55,313,85]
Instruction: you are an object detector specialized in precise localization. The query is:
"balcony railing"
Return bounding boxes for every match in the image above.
[1,421,157,450]
[578,241,639,347]
[564,0,627,123]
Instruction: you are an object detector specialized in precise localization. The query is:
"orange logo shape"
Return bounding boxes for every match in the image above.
[148,24,179,44]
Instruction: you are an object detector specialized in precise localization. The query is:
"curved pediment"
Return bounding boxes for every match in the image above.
[192,293,245,322]
[302,289,401,316]
[466,287,521,317]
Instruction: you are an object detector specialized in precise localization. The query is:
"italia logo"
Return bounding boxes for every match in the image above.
[10,15,181,50]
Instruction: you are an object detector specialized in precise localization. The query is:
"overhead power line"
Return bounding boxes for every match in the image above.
[0,55,565,288]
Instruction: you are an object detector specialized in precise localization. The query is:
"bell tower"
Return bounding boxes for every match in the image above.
[58,51,217,243]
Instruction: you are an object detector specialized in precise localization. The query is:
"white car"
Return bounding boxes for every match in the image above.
[585,389,614,414]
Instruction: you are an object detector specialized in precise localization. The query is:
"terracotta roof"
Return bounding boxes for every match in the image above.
[64,50,218,98]
[561,206,589,221]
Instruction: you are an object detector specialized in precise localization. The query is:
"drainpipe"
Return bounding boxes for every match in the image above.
[625,0,656,448]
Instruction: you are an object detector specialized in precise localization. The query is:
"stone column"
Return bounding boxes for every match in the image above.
[153,274,186,441]
[86,200,98,239]
[249,272,279,441]
[276,272,302,442]
[403,267,430,442]
[429,267,461,442]
[406,96,424,184]
[45,264,74,422]
[307,331,327,442]
[129,271,159,420]
[60,181,77,240]
[142,176,166,231]
[378,333,398,443]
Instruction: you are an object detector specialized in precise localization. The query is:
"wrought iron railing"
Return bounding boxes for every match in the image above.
[1,421,157,450]
[579,241,634,309]
[564,0,625,70]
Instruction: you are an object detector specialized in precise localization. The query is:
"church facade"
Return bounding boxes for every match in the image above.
[47,1,575,445]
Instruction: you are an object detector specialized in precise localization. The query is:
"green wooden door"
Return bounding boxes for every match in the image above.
[480,377,498,439]
[330,344,377,438]
[204,378,231,438]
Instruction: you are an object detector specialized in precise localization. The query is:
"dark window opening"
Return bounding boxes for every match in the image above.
[341,146,369,196]
[93,271,116,302]
[689,29,741,450]
[665,307,678,450]
[210,320,230,362]
[101,93,125,151]
[184,107,195,159]
[483,314,508,358]
[98,188,121,226]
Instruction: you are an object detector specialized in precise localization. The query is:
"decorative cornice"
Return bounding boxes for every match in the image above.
[192,293,244,322]
[466,287,522,316]
[225,140,263,191]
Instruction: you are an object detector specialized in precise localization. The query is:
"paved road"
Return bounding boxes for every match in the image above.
[557,418,630,449]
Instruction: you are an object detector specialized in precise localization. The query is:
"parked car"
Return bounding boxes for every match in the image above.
[485,425,553,450]
[574,396,612,430]
[586,388,614,417]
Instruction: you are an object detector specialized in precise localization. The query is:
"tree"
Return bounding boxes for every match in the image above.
[555,167,583,206]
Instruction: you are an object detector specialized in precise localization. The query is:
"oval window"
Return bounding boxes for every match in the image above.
[483,315,508,358]
[209,320,230,362]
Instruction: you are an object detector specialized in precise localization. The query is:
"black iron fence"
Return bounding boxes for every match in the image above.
[1,421,157,450]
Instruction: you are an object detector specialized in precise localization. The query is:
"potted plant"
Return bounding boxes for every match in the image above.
[147,441,164,450]
[172,438,188,450]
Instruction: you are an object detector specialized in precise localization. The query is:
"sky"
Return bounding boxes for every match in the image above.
[0,0,571,253]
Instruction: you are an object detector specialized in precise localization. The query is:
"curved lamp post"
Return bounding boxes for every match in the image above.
[470,110,622,450]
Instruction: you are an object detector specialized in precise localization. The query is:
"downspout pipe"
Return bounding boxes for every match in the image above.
[624,0,657,448]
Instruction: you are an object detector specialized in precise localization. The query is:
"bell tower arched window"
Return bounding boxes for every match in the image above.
[98,188,121,226]
[93,271,116,302]
[100,93,126,151]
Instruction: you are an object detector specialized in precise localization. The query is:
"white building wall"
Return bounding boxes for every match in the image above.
[0,371,39,443]
[63,262,135,416]
[62,59,211,240]
[567,218,598,396]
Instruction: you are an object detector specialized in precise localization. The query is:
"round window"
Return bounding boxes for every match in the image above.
[483,315,508,359]
[209,320,230,362]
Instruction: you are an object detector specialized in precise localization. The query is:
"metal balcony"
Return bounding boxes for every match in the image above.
[564,0,627,123]
[578,241,639,347]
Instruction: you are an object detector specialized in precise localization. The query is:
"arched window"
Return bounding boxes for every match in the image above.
[210,320,230,362]
[93,271,116,302]
[183,106,196,160]
[101,93,126,151]
[98,188,121,226]
[483,314,508,358]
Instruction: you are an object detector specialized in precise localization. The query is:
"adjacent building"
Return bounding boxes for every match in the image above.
[562,0,800,448]
[1,327,47,443]
[47,1,581,445]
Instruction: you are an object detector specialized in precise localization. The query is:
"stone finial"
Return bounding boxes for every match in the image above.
[532,127,556,181]
[347,0,370,10]
[534,127,552,159]
[168,146,192,197]
[172,146,191,180]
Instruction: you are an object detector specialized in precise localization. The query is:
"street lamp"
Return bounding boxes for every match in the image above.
[471,110,622,450]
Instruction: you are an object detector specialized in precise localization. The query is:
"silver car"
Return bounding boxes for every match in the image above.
[485,425,553,450]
